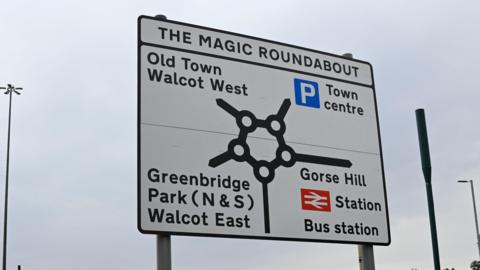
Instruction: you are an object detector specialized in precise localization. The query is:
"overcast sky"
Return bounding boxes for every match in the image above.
[2,0,480,269]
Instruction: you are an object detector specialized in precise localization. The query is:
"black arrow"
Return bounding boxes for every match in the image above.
[295,153,352,168]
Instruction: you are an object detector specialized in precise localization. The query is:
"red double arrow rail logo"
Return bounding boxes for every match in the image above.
[301,188,331,212]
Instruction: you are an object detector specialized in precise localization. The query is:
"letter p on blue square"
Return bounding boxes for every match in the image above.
[294,78,320,108]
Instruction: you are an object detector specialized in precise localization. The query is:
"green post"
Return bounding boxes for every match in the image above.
[415,109,440,270]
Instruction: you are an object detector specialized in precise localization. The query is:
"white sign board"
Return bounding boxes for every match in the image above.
[138,16,390,245]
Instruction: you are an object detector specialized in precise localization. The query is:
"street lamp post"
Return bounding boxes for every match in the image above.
[1,84,22,270]
[458,179,480,259]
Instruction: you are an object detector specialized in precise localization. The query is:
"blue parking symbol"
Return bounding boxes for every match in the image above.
[294,78,320,108]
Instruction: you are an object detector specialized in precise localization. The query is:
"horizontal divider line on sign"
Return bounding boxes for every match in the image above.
[140,122,380,156]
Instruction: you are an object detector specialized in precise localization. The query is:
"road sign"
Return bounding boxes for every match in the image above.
[138,15,390,245]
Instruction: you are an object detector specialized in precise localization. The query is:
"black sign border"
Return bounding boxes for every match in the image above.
[137,15,391,246]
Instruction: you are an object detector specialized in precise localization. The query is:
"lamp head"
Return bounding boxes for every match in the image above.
[458,180,469,183]
[3,84,22,95]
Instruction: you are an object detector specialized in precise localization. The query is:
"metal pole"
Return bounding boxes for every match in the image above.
[156,235,171,270]
[415,109,441,270]
[2,89,13,270]
[153,15,172,270]
[468,180,480,259]
[342,52,375,270]
[358,245,375,270]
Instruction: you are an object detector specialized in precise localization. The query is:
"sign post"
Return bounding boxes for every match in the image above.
[138,14,390,250]
[342,52,376,270]
[152,14,173,270]
[358,245,375,270]
[156,234,171,270]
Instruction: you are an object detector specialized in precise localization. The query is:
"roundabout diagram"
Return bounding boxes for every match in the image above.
[209,98,352,233]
